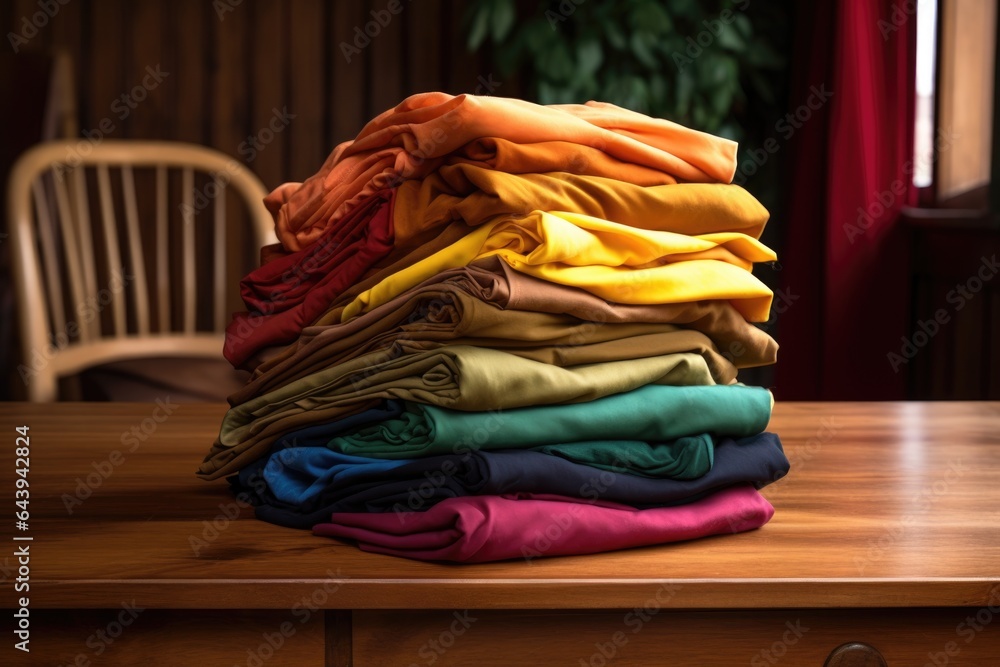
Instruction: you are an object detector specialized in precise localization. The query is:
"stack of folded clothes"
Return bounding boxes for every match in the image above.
[198,92,789,563]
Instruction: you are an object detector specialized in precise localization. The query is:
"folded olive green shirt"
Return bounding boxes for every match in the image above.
[232,293,736,405]
[199,347,715,479]
[327,383,773,462]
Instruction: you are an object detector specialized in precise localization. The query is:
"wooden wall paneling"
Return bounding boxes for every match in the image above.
[288,0,326,183]
[84,0,124,138]
[369,0,405,116]
[241,0,286,313]
[167,0,209,331]
[11,0,49,53]
[47,0,83,130]
[210,0,251,159]
[926,273,957,399]
[171,0,208,146]
[84,0,125,336]
[210,2,251,330]
[127,0,169,332]
[908,274,925,400]
[1,2,11,40]
[444,0,481,95]
[126,0,168,140]
[951,291,979,400]
[907,224,999,400]
[913,279,946,399]
[330,1,369,145]
[217,174,257,322]
[250,0,287,193]
[407,1,444,96]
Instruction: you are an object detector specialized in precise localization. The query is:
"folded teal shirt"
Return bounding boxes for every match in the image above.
[326,384,772,463]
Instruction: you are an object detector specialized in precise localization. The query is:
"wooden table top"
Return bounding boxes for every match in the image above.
[1,401,998,610]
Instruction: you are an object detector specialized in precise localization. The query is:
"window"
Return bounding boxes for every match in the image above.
[922,0,998,206]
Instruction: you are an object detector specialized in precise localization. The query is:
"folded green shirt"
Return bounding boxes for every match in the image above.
[534,436,714,480]
[327,384,772,473]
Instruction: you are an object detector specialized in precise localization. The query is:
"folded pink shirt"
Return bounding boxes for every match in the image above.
[312,485,774,563]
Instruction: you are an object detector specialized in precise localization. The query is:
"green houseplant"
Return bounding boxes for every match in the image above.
[464,0,789,149]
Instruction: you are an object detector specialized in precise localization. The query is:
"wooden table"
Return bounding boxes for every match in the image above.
[1,402,999,666]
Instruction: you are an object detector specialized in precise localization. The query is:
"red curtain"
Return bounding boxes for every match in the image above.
[776,0,917,400]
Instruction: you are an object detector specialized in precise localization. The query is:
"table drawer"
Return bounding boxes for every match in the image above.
[26,609,325,666]
[352,608,1000,666]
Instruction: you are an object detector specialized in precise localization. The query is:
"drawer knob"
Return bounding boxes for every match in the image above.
[824,642,888,667]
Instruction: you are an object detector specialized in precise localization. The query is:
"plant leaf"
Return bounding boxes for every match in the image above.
[467,4,491,50]
[576,38,604,78]
[605,21,628,50]
[717,24,746,51]
[629,32,659,69]
[733,13,753,38]
[491,0,516,43]
[539,41,575,82]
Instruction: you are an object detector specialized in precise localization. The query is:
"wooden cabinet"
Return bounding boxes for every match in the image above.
[1,402,998,665]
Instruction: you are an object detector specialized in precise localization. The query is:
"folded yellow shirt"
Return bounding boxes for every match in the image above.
[341,210,776,323]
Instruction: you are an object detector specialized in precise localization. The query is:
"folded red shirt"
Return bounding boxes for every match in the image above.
[224,190,395,368]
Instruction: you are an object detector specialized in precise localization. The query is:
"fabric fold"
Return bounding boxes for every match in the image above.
[325,383,773,459]
[271,92,739,251]
[230,298,738,405]
[312,484,774,563]
[238,433,787,530]
[201,347,718,480]
[236,257,776,393]
[341,210,775,322]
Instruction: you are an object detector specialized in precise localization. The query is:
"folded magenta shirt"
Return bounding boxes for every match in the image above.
[312,484,774,563]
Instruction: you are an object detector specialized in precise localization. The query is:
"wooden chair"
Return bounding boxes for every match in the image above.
[7,140,278,401]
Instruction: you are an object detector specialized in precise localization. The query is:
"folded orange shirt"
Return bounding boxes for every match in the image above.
[393,164,769,249]
[266,92,739,251]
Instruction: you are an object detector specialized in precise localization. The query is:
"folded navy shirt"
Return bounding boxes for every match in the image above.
[235,432,789,530]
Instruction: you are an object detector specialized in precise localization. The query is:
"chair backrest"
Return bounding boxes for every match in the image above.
[7,140,278,401]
